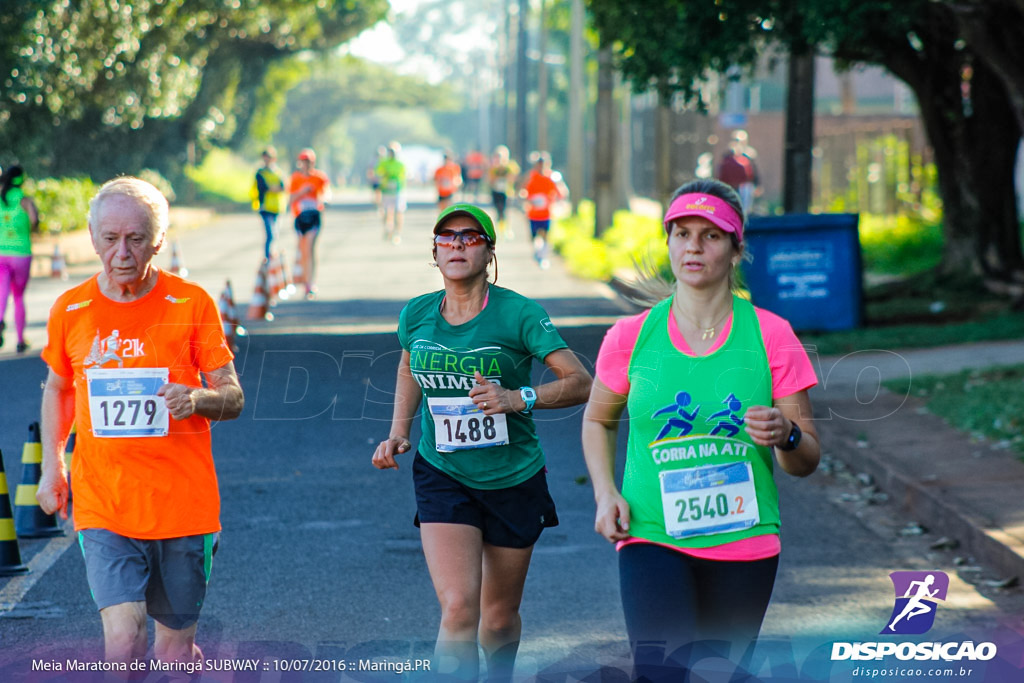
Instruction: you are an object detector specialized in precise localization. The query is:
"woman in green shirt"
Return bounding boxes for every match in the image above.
[372,203,591,682]
[0,165,39,353]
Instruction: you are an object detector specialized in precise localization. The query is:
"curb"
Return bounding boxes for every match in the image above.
[817,388,1024,581]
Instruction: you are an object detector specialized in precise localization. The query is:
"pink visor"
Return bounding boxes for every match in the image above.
[663,193,744,243]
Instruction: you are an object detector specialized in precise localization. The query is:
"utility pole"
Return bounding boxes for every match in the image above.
[784,45,815,213]
[568,0,585,214]
[536,0,548,153]
[516,0,530,170]
[502,0,512,148]
[615,73,632,210]
[594,44,616,237]
[655,89,672,208]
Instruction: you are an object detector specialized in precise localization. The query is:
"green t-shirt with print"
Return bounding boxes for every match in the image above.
[398,285,568,489]
[375,158,406,194]
[0,188,32,257]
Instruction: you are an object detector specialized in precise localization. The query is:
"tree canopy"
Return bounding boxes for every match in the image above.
[0,0,388,180]
[588,0,1024,288]
[271,54,453,163]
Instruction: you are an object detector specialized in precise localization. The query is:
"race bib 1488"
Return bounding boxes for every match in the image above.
[428,396,509,453]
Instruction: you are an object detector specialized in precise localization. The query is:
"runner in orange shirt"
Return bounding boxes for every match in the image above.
[521,151,567,269]
[462,148,487,201]
[289,148,330,299]
[434,151,463,211]
[36,177,244,667]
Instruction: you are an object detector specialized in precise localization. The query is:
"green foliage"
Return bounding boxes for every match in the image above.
[3,0,389,127]
[817,133,943,223]
[184,148,254,206]
[883,364,1024,456]
[247,58,312,146]
[27,177,97,234]
[587,0,931,101]
[858,213,943,276]
[551,202,667,281]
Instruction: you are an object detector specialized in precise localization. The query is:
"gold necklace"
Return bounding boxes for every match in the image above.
[673,297,732,341]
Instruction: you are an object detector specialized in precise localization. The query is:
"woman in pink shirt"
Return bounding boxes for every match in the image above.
[581,178,821,680]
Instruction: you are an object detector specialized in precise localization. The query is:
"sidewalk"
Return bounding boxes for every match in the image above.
[814,341,1024,581]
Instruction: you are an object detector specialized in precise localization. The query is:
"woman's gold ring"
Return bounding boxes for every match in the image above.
[482,402,488,409]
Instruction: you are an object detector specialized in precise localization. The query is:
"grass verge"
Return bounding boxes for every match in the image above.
[883,365,1024,457]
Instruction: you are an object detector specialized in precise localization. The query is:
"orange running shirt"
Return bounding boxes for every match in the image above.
[523,171,561,221]
[434,162,462,198]
[288,170,329,216]
[42,271,234,539]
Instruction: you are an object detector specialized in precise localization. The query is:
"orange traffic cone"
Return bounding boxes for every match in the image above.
[14,422,64,538]
[0,449,29,576]
[220,280,239,352]
[292,252,305,288]
[169,241,188,277]
[271,252,292,302]
[51,243,68,281]
[279,253,297,296]
[266,254,285,304]
[246,262,273,322]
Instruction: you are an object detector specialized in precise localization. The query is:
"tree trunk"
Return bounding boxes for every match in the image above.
[889,35,1024,285]
[949,0,1024,134]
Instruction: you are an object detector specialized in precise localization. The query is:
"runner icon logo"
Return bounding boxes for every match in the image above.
[881,571,949,635]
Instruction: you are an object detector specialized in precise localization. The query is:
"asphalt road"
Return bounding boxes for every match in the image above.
[0,205,1020,681]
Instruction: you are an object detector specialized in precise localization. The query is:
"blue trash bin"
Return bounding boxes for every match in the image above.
[743,213,862,332]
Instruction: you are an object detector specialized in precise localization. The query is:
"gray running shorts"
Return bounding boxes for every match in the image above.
[78,528,218,630]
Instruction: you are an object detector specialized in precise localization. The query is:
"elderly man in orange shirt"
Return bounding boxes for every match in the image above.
[36,177,244,667]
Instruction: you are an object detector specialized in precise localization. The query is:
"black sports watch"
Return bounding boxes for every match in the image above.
[779,421,802,451]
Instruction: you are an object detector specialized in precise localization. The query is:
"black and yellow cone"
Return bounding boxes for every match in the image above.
[0,449,29,576]
[64,424,75,516]
[14,422,64,538]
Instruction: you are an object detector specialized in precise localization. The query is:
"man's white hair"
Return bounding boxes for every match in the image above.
[88,176,169,242]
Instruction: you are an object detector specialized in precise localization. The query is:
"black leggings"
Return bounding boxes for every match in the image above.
[619,543,779,682]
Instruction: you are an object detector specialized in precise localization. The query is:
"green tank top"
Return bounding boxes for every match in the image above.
[0,189,32,257]
[623,295,779,548]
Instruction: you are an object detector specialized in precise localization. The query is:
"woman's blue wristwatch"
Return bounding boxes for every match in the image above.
[520,386,537,414]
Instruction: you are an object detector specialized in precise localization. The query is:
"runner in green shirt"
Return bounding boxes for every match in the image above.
[373,203,591,682]
[374,142,407,243]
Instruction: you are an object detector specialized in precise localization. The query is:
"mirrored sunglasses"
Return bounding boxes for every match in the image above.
[433,230,491,248]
